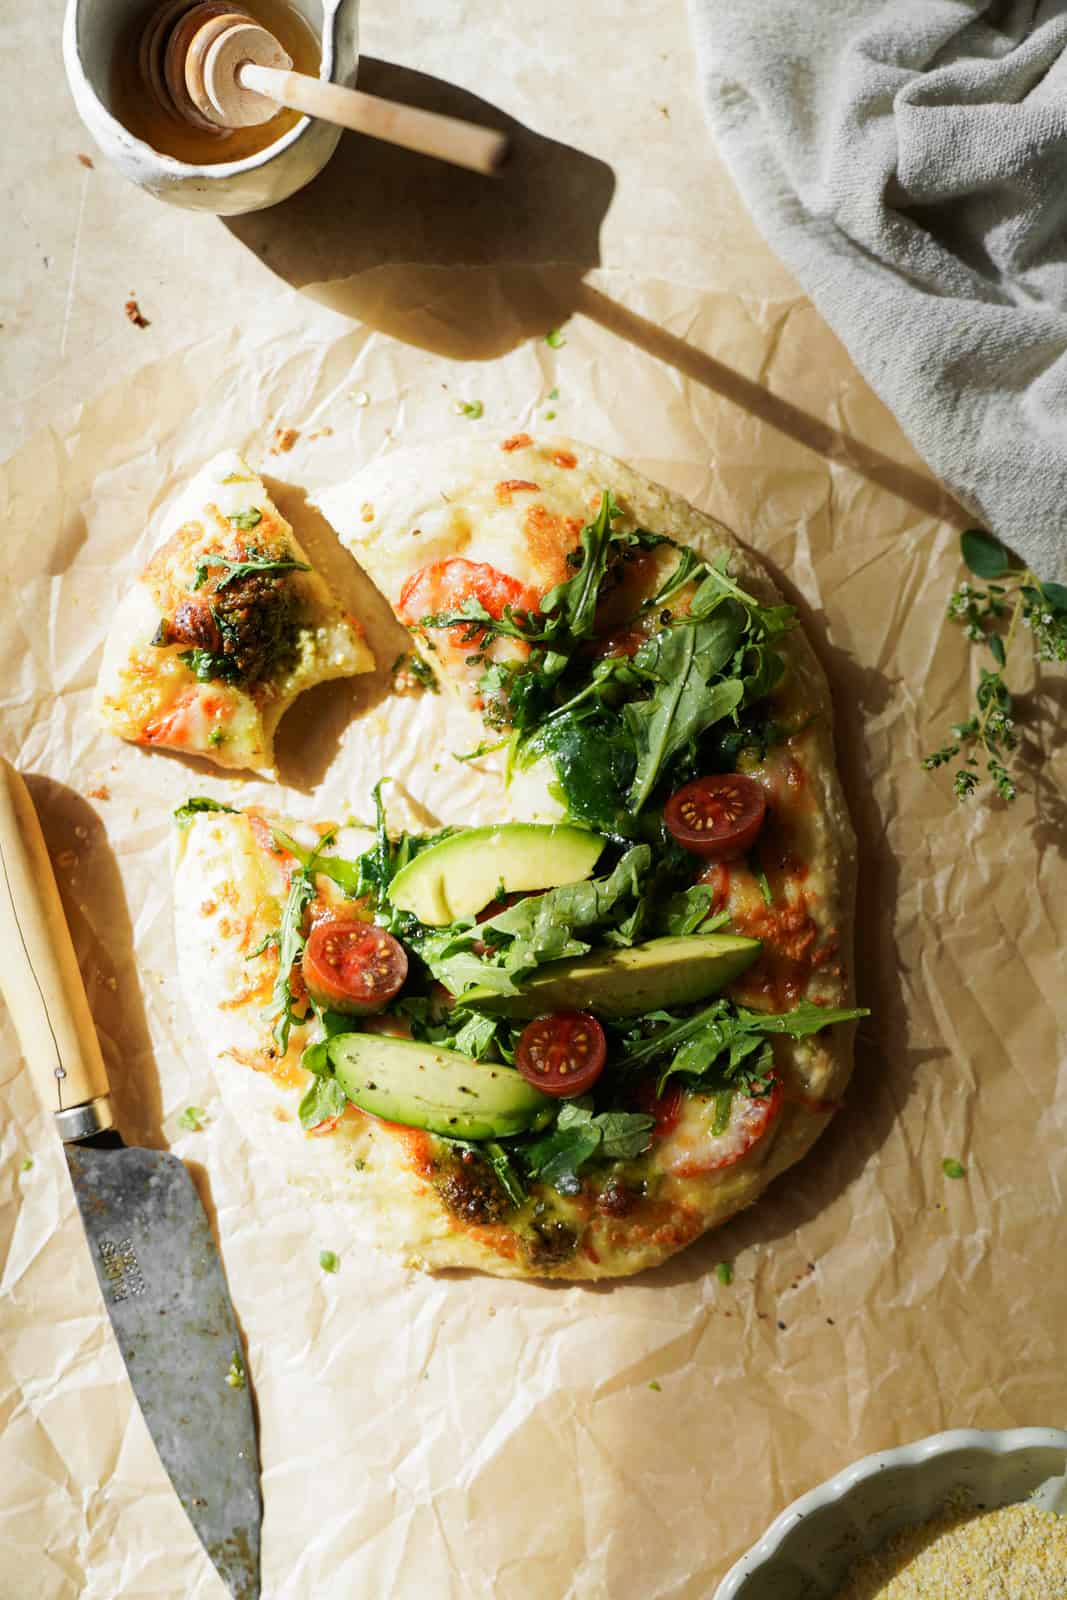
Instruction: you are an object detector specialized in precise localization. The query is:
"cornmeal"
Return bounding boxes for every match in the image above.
[835,1500,1067,1599]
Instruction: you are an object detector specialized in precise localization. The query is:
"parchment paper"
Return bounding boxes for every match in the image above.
[1,272,1064,1600]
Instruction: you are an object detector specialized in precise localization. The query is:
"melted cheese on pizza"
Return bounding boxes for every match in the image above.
[96,450,374,772]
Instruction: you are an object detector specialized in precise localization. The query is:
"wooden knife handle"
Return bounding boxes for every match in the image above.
[0,759,113,1135]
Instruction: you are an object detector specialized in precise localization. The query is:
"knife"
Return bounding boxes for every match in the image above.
[0,759,261,1600]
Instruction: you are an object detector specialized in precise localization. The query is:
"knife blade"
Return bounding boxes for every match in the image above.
[0,758,261,1600]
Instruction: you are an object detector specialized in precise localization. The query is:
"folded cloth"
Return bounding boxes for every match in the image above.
[688,0,1067,579]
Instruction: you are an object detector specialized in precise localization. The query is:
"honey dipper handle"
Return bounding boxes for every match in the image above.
[0,759,113,1136]
[239,64,510,175]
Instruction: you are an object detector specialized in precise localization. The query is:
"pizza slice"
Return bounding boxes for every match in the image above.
[315,432,674,717]
[96,449,374,772]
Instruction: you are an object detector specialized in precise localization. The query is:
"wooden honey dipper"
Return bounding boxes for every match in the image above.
[140,1,509,175]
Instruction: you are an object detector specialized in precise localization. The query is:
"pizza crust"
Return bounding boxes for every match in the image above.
[96,450,374,773]
[175,437,858,1279]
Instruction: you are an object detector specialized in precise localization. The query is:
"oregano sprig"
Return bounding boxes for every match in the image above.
[923,529,1067,802]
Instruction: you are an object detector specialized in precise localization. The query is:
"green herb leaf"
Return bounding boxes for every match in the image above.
[20,1157,33,1173]
[459,400,484,420]
[1040,580,1067,612]
[624,616,746,811]
[225,1351,246,1389]
[173,796,239,828]
[715,1261,734,1285]
[319,1250,340,1273]
[544,328,567,349]
[191,547,311,592]
[298,1072,347,1131]
[483,1140,527,1207]
[654,884,718,937]
[961,529,1013,579]
[648,1380,662,1392]
[230,507,263,532]
[178,1105,207,1132]
[942,1157,967,1180]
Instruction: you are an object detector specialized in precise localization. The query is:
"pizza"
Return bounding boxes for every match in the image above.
[95,449,374,772]
[171,436,863,1280]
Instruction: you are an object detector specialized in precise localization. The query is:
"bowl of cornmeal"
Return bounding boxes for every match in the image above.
[715,1427,1067,1600]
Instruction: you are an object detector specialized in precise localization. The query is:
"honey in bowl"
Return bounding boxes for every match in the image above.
[111,0,321,165]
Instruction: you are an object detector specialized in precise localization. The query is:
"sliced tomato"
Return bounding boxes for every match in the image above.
[664,774,768,861]
[633,1080,684,1139]
[666,1078,783,1178]
[398,558,539,633]
[515,1011,607,1097]
[301,920,408,1016]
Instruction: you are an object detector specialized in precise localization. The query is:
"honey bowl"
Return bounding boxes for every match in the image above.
[62,0,359,214]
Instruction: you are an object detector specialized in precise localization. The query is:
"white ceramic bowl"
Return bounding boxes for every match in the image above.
[714,1426,1067,1600]
[63,0,359,214]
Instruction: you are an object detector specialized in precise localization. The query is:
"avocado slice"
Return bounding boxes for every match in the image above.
[329,1033,554,1139]
[457,933,762,1019]
[387,822,605,926]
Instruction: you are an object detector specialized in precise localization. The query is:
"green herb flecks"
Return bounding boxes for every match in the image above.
[715,1261,734,1285]
[229,507,263,531]
[648,1380,662,1392]
[173,796,239,828]
[544,328,567,349]
[225,1351,246,1389]
[923,529,1067,803]
[391,652,438,693]
[319,1250,340,1273]
[943,1157,967,1180]
[178,1105,207,1132]
[20,1157,33,1173]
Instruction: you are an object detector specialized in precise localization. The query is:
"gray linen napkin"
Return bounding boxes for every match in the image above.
[688,0,1067,579]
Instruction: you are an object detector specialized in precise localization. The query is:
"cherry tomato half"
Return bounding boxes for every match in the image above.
[398,558,538,630]
[667,1077,783,1179]
[515,1011,607,1098]
[301,920,408,1016]
[664,774,768,861]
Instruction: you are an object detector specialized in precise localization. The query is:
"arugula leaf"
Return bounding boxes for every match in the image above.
[173,796,239,827]
[522,1122,602,1195]
[191,546,311,592]
[270,826,365,896]
[624,613,746,810]
[483,1141,528,1206]
[620,997,868,1097]
[271,867,315,1055]
[522,1100,654,1195]
[539,492,619,641]
[654,883,719,936]
[640,544,706,612]
[480,845,651,974]
[733,1000,868,1037]
[298,1073,347,1131]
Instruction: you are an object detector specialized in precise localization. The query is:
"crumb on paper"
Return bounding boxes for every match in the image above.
[77,153,94,169]
[88,784,111,801]
[352,390,370,407]
[271,425,299,454]
[54,849,78,871]
[124,296,150,329]
[308,426,334,441]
